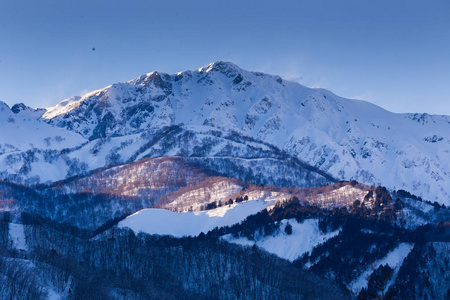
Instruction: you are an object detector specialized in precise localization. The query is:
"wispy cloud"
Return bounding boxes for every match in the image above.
[78,89,91,97]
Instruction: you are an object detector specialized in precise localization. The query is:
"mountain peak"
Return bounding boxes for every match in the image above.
[199,61,242,75]
[11,103,38,114]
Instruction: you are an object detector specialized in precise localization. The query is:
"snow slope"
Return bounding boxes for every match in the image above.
[349,243,414,294]
[0,123,331,187]
[119,199,274,237]
[223,219,340,262]
[0,101,86,154]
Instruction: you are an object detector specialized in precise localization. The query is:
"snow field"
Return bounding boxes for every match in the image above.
[119,199,274,237]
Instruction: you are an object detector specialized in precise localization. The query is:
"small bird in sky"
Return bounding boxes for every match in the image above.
[92,47,95,51]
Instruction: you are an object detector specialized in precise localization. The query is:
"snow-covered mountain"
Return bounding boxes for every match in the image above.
[33,61,449,204]
[0,61,449,204]
[3,61,450,300]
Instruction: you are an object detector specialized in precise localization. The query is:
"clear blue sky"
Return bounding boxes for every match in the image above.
[1,0,449,115]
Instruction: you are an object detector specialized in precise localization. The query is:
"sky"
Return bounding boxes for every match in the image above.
[1,0,449,115]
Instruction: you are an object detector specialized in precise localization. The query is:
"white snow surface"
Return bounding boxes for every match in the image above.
[349,243,414,294]
[9,223,28,251]
[119,199,274,237]
[223,219,340,262]
[0,101,86,154]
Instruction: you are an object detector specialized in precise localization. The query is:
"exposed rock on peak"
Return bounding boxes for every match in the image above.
[11,103,30,114]
[199,61,242,75]
[133,71,173,92]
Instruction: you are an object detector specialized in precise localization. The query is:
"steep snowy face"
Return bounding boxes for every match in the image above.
[42,72,175,140]
[39,62,450,204]
[41,61,291,141]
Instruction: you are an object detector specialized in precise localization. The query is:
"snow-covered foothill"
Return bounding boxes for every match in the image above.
[119,199,275,237]
[305,185,369,208]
